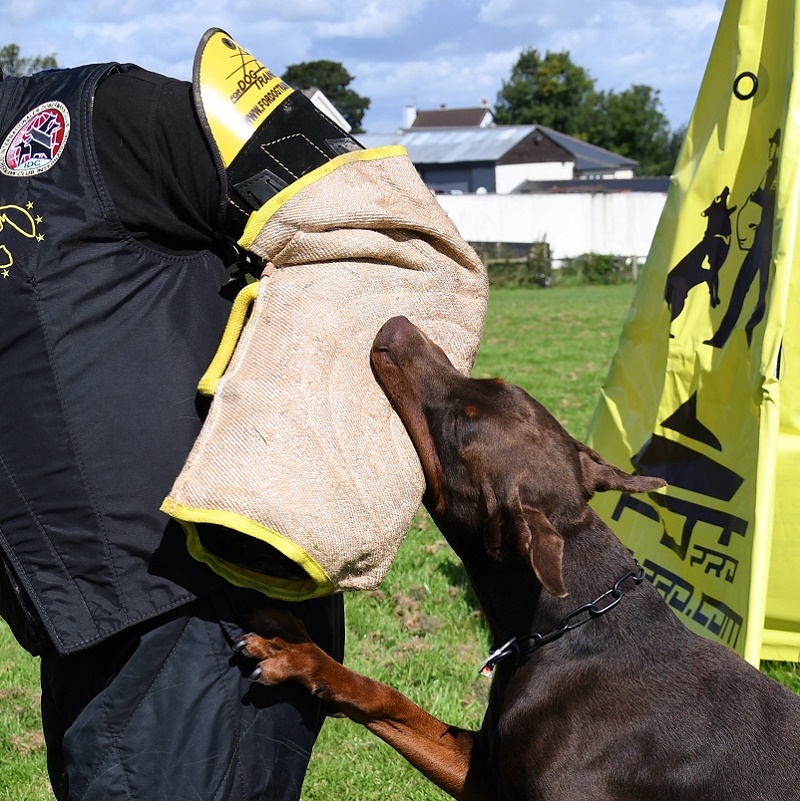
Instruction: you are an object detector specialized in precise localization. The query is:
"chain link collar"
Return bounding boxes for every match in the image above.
[479,560,646,677]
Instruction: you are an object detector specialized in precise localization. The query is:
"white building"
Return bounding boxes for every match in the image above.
[355,105,669,262]
[359,124,638,194]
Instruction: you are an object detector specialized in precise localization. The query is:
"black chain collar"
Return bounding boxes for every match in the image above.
[479,560,646,677]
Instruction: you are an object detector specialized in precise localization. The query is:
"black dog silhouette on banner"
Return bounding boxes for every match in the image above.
[664,129,781,348]
[705,129,780,347]
[664,186,736,333]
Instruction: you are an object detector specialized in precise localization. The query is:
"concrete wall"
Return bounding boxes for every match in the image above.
[435,190,668,262]
[495,161,574,193]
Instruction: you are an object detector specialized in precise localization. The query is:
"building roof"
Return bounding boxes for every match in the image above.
[357,125,636,171]
[358,126,538,163]
[539,127,637,173]
[409,106,495,128]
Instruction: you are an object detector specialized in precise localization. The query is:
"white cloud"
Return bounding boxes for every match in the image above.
[313,0,432,39]
[4,0,725,132]
[477,0,517,22]
[354,47,519,132]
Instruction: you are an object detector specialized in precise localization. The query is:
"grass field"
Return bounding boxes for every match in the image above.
[1,284,798,800]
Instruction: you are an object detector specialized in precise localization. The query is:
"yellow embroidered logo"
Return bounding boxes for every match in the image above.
[0,202,43,279]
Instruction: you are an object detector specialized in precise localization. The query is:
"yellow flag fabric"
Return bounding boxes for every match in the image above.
[587,0,800,665]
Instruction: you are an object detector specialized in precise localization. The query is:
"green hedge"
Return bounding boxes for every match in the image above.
[472,242,638,288]
[558,253,636,285]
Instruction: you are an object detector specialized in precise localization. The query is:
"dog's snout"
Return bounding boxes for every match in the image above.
[373,316,415,353]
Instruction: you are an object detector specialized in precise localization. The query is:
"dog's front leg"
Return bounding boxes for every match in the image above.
[237,610,487,801]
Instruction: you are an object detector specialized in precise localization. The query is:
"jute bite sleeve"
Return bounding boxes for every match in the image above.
[162,143,487,600]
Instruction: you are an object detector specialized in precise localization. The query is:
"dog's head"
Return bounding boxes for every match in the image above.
[371,316,664,598]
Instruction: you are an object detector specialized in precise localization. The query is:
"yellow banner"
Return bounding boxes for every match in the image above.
[587,0,800,664]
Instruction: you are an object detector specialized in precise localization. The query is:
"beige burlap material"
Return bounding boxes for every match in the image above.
[162,148,488,599]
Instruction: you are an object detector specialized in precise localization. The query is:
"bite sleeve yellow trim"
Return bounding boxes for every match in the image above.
[160,499,336,600]
[237,145,408,250]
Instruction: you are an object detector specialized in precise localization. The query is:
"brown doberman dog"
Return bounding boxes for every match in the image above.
[235,316,800,801]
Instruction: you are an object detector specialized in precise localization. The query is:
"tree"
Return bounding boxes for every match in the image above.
[495,48,685,175]
[1,44,57,78]
[648,123,687,177]
[282,60,370,134]
[581,85,674,175]
[494,49,594,133]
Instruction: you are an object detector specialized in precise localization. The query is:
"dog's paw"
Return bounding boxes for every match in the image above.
[233,632,300,685]
[232,631,269,660]
[233,610,323,687]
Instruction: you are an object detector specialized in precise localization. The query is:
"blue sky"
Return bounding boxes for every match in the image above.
[7,0,725,134]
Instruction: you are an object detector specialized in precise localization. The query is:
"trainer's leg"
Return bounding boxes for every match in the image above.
[40,587,343,801]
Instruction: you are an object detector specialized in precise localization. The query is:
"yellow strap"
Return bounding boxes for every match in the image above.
[198,280,260,396]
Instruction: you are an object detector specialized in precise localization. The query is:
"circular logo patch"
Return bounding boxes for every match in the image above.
[0,102,71,177]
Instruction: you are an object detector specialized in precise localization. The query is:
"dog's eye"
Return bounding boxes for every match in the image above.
[454,404,480,429]
[453,405,480,446]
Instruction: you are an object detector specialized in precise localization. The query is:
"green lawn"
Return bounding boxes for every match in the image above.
[1,284,797,801]
[0,621,50,801]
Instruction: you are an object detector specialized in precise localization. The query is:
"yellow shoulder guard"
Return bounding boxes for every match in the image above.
[193,28,293,169]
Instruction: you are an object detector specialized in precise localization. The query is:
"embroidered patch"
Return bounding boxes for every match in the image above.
[0,102,70,177]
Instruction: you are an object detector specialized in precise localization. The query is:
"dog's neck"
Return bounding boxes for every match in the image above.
[449,510,641,650]
[465,552,544,646]
[559,510,643,602]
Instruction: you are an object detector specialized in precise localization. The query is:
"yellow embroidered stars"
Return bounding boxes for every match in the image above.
[0,201,44,279]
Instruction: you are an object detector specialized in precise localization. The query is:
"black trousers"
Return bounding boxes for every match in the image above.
[39,586,344,801]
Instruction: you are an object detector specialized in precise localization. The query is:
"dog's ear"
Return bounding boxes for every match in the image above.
[485,479,568,597]
[574,440,665,496]
[519,504,568,598]
[488,486,567,597]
